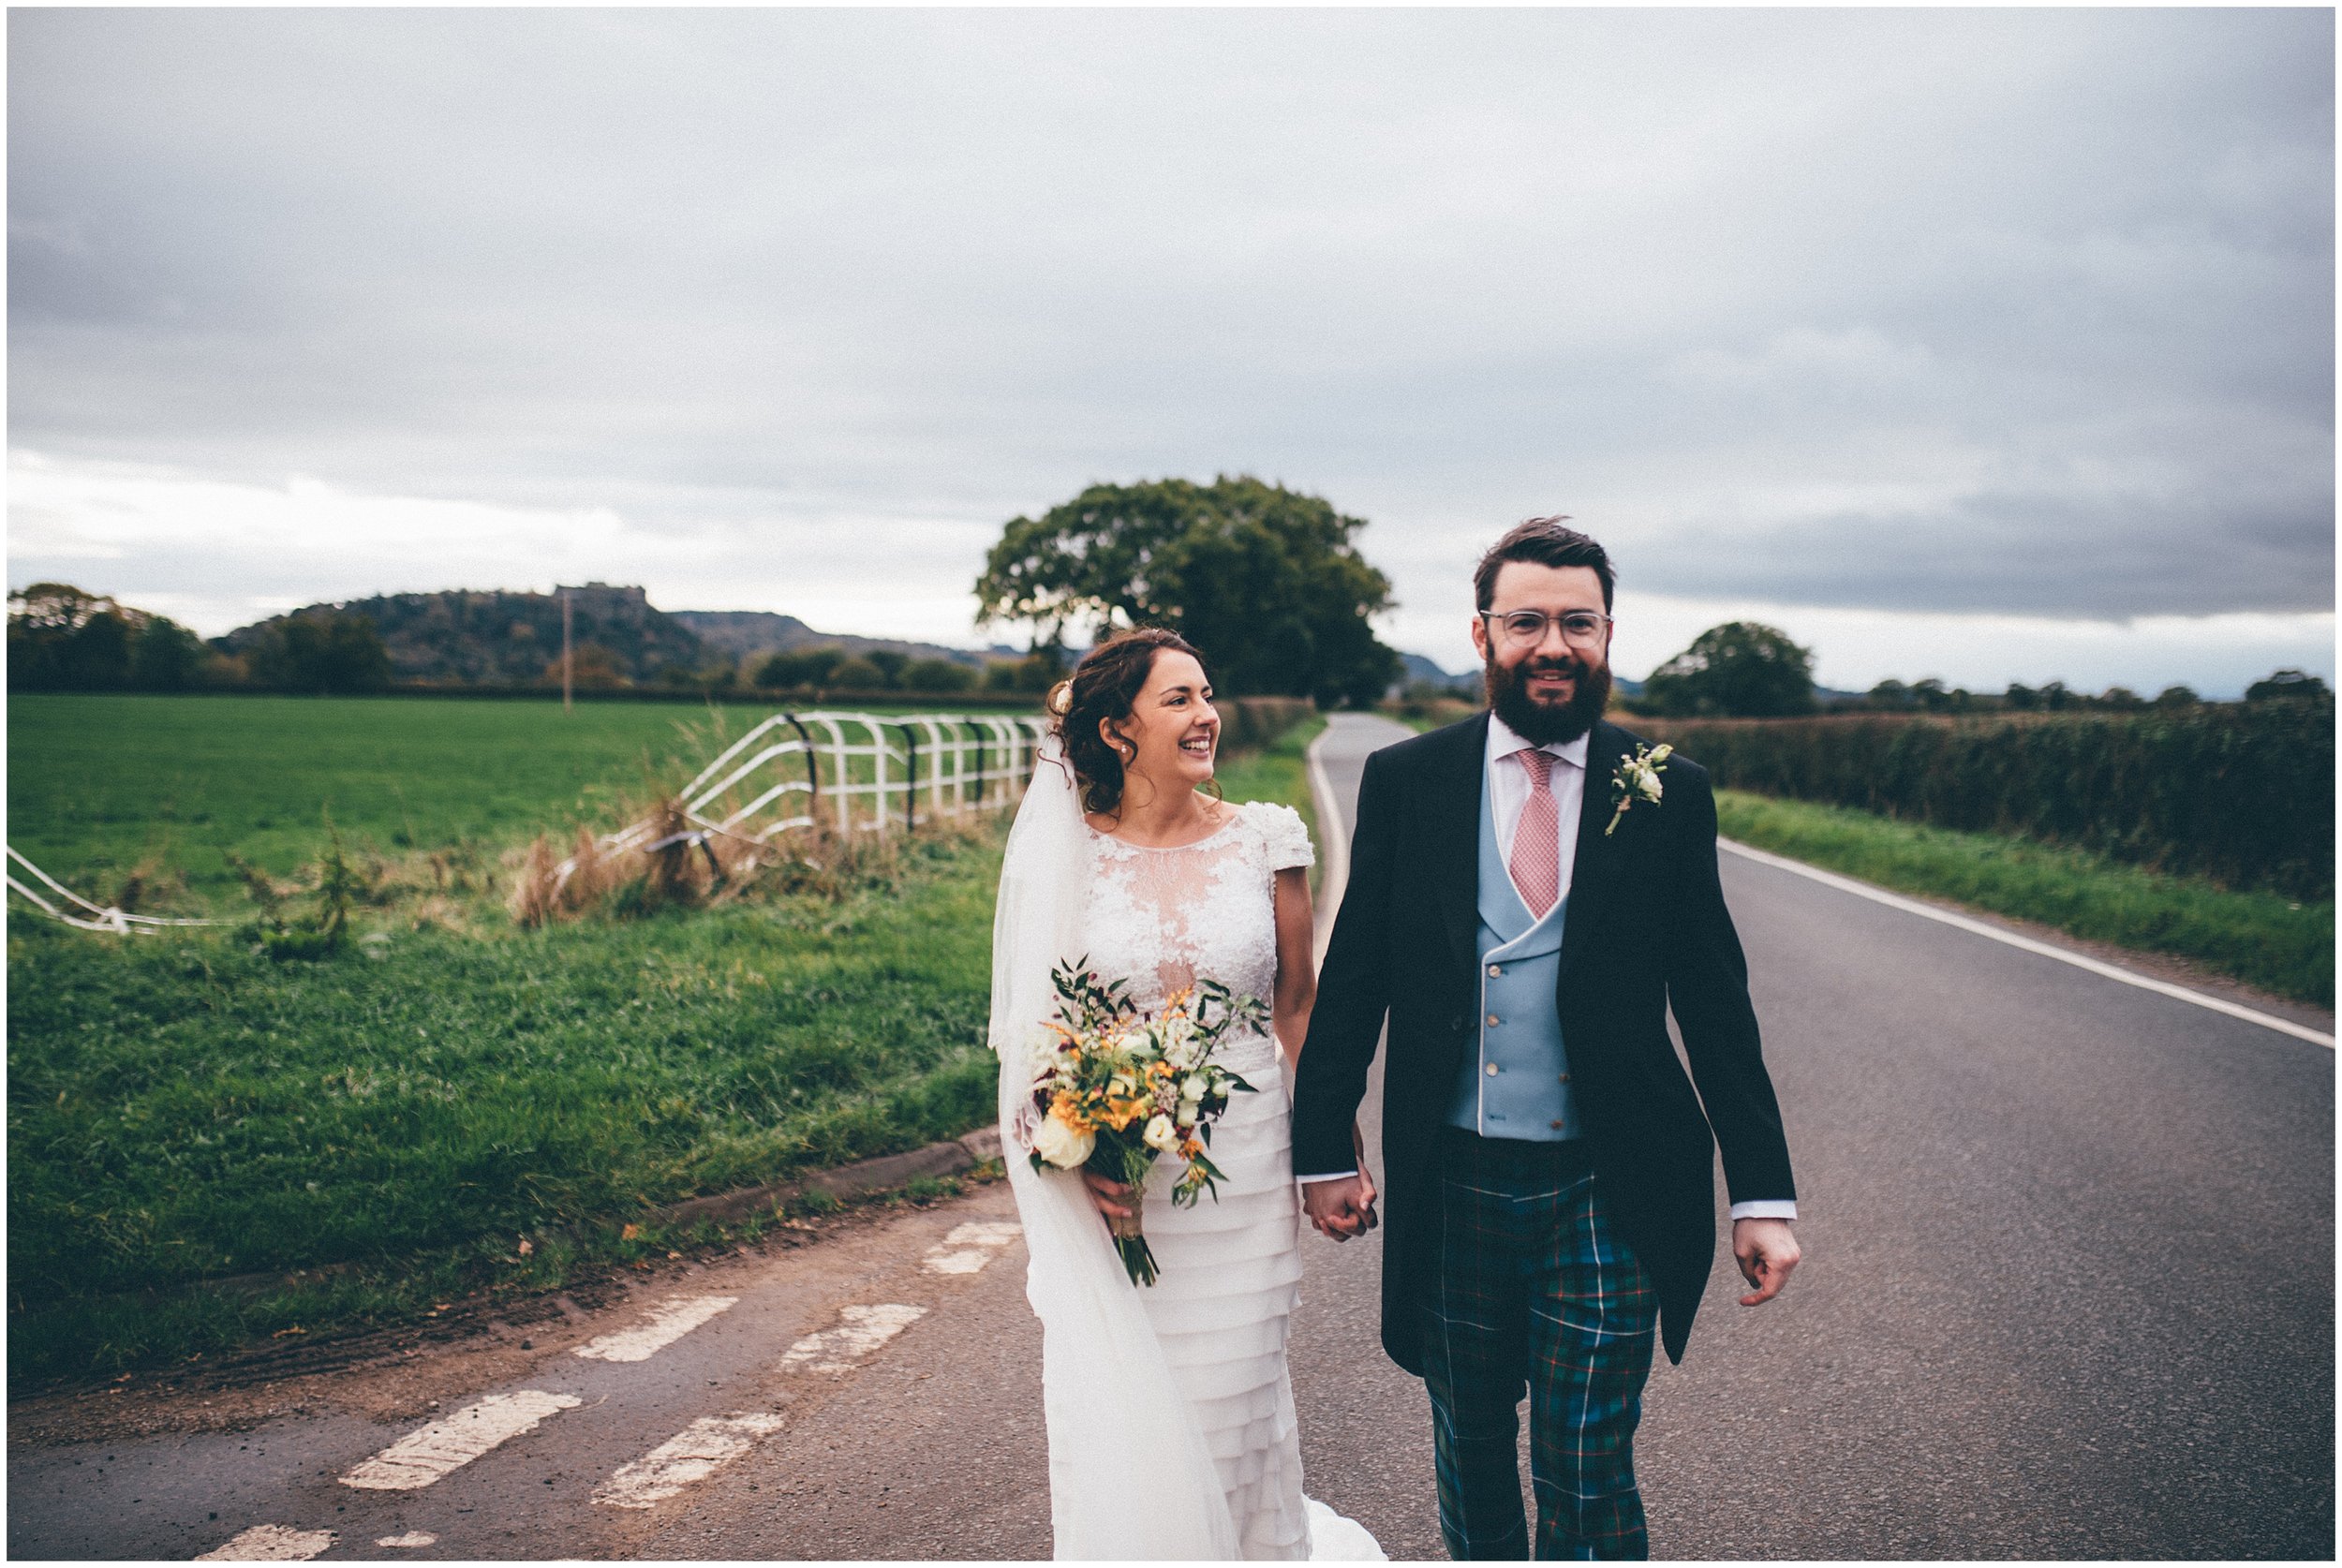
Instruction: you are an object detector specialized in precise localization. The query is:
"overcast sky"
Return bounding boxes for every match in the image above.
[9,7,2333,695]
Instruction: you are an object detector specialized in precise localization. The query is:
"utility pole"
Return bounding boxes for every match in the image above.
[561,588,573,715]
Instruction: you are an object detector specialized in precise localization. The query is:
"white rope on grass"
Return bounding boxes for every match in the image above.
[7,845,219,934]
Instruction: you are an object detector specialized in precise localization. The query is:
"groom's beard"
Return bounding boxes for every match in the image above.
[1485,650,1611,746]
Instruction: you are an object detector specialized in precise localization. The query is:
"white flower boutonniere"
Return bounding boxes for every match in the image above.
[1604,743,1674,837]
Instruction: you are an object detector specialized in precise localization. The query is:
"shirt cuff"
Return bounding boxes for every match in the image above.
[1297,1170,1358,1184]
[1729,1199,1798,1221]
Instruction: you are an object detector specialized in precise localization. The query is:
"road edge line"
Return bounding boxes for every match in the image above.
[1718,837,2335,1050]
[1305,725,1350,969]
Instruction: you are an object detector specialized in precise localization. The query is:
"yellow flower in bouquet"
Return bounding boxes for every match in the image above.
[1025,958,1266,1286]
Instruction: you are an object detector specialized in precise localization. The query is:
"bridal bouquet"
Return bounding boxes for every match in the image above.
[1025,958,1264,1286]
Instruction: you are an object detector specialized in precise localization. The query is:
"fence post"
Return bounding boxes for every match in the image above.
[926,718,947,821]
[897,723,919,833]
[784,713,819,815]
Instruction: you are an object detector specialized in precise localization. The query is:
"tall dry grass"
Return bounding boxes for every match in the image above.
[508,795,993,925]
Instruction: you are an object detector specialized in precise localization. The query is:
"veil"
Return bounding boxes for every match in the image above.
[990,733,1242,1561]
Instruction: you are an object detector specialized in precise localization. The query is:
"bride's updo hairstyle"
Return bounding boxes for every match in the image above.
[1047,627,1214,820]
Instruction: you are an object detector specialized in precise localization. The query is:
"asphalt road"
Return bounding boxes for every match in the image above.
[9,711,2332,1561]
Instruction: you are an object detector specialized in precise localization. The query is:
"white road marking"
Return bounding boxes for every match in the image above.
[195,1525,335,1561]
[592,1412,789,1509]
[778,1303,927,1372]
[571,1294,739,1362]
[921,1220,1024,1274]
[1720,838,2335,1049]
[339,1390,583,1490]
[375,1532,438,1549]
[1305,725,1352,969]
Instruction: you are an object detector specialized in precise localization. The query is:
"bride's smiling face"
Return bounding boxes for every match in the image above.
[1104,649,1220,800]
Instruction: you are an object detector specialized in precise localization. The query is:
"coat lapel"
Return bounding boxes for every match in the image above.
[1557,720,1631,984]
[1430,712,1490,970]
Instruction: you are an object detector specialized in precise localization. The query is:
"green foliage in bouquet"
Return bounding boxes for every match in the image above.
[1026,957,1266,1285]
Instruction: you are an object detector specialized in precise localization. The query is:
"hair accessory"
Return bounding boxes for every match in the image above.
[1045,679,1075,717]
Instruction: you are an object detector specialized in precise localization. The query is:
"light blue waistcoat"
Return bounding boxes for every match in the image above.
[1445,769,1581,1140]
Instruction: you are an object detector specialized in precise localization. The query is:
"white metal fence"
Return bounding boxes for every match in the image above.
[564,710,1053,882]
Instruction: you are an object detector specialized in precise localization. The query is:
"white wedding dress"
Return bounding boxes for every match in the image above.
[990,744,1383,1562]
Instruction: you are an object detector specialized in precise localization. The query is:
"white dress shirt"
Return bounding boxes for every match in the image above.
[1486,714,1589,902]
[1300,714,1796,1223]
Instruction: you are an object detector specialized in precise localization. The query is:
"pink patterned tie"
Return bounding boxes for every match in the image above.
[1509,747,1560,919]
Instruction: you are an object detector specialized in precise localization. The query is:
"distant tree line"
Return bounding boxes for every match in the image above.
[9,584,223,692]
[1609,614,2330,720]
[9,584,400,694]
[7,581,1071,700]
[748,644,1062,695]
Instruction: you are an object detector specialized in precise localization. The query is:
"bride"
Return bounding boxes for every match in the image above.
[990,628,1384,1561]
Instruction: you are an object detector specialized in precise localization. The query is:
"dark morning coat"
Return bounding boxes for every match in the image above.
[1291,713,1797,1369]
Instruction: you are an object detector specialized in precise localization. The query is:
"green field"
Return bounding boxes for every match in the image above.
[7,692,1313,1384]
[7,693,1035,905]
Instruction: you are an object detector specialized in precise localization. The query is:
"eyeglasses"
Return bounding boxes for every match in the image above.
[1481,610,1612,648]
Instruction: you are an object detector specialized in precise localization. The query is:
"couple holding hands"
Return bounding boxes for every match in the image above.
[989,517,1800,1561]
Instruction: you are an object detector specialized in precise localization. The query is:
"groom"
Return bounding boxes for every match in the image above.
[1293,518,1801,1561]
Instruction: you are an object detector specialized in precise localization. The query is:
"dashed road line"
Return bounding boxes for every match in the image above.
[778,1303,927,1372]
[572,1294,739,1362]
[921,1220,1023,1275]
[195,1525,336,1561]
[340,1390,584,1491]
[593,1412,790,1509]
[186,1220,987,1549]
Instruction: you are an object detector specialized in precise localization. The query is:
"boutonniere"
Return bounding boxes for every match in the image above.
[1604,743,1673,837]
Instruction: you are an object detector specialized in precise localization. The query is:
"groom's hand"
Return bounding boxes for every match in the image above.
[1732,1218,1801,1305]
[1301,1176,1377,1242]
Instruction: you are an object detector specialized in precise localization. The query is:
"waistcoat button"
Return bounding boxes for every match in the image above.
[1484,1062,1499,1077]
[1488,964,1502,977]
[1486,1013,1499,1027]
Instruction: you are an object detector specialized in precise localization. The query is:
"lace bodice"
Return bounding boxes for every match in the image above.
[1079,801,1315,1057]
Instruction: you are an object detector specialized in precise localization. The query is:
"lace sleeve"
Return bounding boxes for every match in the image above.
[1249,802,1316,872]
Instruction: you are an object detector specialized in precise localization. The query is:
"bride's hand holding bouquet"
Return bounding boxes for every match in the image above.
[1024,957,1263,1286]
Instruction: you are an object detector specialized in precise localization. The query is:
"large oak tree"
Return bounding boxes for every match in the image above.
[1640,621,1818,717]
[975,476,1400,706]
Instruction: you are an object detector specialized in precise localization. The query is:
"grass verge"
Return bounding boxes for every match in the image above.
[1715,789,2333,1008]
[8,821,1006,1387]
[1214,714,1329,898]
[9,712,1327,1387]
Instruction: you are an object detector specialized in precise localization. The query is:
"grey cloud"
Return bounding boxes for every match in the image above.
[7,7,2332,624]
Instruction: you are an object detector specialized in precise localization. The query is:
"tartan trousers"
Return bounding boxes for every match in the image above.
[1421,1128,1660,1561]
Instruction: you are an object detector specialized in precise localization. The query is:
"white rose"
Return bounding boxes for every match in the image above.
[1143,1114,1180,1153]
[1031,1114,1095,1169]
[1179,1073,1207,1106]
[1638,772,1664,803]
